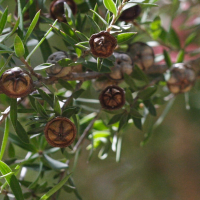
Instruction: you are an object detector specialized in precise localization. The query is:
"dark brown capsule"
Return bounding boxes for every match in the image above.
[119,5,141,22]
[0,67,33,98]
[99,85,125,110]
[50,0,77,22]
[167,63,196,94]
[44,117,77,148]
[89,31,117,58]
[127,42,154,71]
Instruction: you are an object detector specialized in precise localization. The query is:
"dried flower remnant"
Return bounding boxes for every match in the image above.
[0,67,33,98]
[167,63,196,94]
[109,52,133,80]
[128,42,154,71]
[44,117,77,148]
[50,0,77,22]
[46,51,73,77]
[119,5,141,22]
[89,31,117,58]
[99,85,125,110]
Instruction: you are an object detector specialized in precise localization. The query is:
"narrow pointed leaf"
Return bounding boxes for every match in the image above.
[39,173,72,200]
[15,120,29,144]
[116,32,137,43]
[103,0,117,16]
[14,35,25,58]
[0,7,8,35]
[0,161,24,200]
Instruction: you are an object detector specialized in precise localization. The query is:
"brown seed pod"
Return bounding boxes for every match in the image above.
[50,0,77,22]
[128,42,154,71]
[119,5,141,22]
[89,31,117,58]
[0,67,33,98]
[167,63,196,94]
[46,51,73,77]
[44,117,77,148]
[99,85,125,110]
[108,52,133,80]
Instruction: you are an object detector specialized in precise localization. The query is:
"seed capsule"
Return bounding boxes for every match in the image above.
[128,42,154,71]
[44,117,77,148]
[89,31,117,58]
[108,52,133,80]
[119,5,141,22]
[46,51,72,77]
[167,63,196,94]
[99,85,125,110]
[50,0,77,22]
[0,67,33,98]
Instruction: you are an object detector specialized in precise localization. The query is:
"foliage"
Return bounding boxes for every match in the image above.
[0,0,199,199]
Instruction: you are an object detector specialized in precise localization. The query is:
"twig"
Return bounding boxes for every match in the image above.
[20,57,43,80]
[73,110,101,152]
[106,0,128,32]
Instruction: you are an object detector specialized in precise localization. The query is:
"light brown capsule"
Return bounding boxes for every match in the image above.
[128,42,154,71]
[0,67,33,98]
[99,85,125,110]
[89,31,117,58]
[167,63,196,94]
[119,5,141,22]
[50,0,77,22]
[108,52,133,80]
[44,117,77,148]
[46,51,72,77]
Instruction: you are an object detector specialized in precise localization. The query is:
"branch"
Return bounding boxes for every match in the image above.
[73,110,101,152]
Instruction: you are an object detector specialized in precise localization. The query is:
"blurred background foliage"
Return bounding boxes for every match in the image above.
[1,0,200,200]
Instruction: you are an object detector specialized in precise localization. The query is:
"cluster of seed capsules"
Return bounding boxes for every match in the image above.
[2,0,196,148]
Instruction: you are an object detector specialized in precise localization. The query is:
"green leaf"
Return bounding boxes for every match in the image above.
[124,73,137,91]
[35,100,48,118]
[64,2,75,27]
[61,23,78,42]
[185,32,196,47]
[176,49,185,63]
[168,27,181,49]
[38,88,54,108]
[9,133,37,152]
[10,98,17,129]
[54,96,62,116]
[73,89,85,99]
[103,0,117,16]
[97,57,103,71]
[14,35,25,58]
[43,154,68,170]
[130,107,143,118]
[23,10,40,43]
[28,95,37,111]
[108,113,123,125]
[58,58,73,67]
[34,63,54,71]
[15,120,29,144]
[163,50,172,68]
[62,107,80,118]
[39,173,72,200]
[0,7,8,35]
[143,100,157,116]
[8,142,15,158]
[58,79,74,90]
[90,9,108,27]
[0,117,9,160]
[87,15,101,32]
[116,32,137,43]
[132,65,149,84]
[0,161,24,200]
[75,30,89,41]
[138,86,157,100]
[132,117,142,130]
